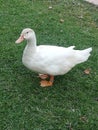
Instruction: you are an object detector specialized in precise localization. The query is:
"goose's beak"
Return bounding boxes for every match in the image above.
[15,35,24,44]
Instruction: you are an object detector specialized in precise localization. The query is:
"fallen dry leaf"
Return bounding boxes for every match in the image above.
[80,116,88,123]
[84,69,91,75]
[60,19,64,23]
[48,6,52,9]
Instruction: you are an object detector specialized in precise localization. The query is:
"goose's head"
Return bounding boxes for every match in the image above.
[15,28,35,44]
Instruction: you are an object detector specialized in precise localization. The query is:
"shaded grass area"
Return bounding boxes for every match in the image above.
[0,0,98,129]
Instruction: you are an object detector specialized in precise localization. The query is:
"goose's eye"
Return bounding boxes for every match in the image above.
[26,32,29,34]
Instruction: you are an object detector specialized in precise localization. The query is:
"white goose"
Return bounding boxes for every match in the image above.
[15,28,92,87]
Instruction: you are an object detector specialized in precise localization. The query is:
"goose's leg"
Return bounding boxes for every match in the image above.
[38,74,49,79]
[40,75,54,87]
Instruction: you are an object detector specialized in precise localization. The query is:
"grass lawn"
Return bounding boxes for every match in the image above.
[0,0,98,129]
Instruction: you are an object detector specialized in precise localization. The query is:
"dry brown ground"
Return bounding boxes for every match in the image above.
[85,0,98,5]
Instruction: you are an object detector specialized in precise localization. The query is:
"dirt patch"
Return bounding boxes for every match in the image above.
[85,0,98,5]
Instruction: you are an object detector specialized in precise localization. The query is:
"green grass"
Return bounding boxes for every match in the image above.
[0,0,98,129]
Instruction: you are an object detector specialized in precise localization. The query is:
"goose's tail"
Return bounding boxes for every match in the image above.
[76,47,92,64]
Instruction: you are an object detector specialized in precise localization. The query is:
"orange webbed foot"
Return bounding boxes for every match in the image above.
[40,75,54,87]
[40,80,53,87]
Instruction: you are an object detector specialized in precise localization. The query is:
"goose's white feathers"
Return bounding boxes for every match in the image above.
[16,28,92,77]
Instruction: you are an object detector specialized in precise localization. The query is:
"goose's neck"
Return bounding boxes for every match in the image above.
[27,35,37,49]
